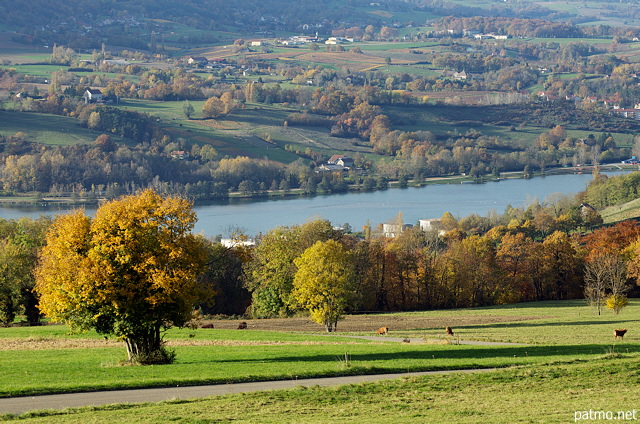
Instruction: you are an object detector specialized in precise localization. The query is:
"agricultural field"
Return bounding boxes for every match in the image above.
[0,300,639,422]
[0,111,128,146]
[601,197,640,223]
[119,99,368,162]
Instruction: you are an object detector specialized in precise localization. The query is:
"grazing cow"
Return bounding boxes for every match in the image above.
[201,323,214,329]
[377,327,389,335]
[614,329,627,340]
[445,326,454,337]
[237,321,248,330]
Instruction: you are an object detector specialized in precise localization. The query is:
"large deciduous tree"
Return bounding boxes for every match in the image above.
[292,240,354,332]
[35,190,208,364]
[244,219,343,318]
[202,96,225,119]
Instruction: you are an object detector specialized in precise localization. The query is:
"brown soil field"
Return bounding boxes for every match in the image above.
[0,337,342,351]
[414,90,509,101]
[201,314,547,333]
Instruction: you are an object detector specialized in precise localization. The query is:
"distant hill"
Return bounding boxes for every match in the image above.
[2,0,399,34]
[1,0,581,47]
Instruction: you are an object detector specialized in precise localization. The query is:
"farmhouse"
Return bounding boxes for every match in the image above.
[453,71,467,80]
[83,88,103,104]
[328,154,354,168]
[187,56,208,66]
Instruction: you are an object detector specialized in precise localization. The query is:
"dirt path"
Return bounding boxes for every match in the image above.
[0,368,497,415]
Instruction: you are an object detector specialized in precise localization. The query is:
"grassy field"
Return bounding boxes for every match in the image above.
[1,300,639,422]
[0,300,638,398]
[601,197,640,223]
[0,111,127,146]
[5,356,640,423]
[119,99,368,162]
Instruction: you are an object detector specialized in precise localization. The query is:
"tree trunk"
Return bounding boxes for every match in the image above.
[124,325,164,363]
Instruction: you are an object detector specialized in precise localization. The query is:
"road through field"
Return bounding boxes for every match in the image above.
[0,368,497,415]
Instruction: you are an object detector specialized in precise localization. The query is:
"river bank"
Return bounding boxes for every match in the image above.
[0,169,633,237]
[0,164,633,207]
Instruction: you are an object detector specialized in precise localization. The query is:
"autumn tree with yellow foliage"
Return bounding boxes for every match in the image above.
[35,190,209,364]
[292,240,354,332]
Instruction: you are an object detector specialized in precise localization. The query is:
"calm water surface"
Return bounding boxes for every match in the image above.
[0,172,629,237]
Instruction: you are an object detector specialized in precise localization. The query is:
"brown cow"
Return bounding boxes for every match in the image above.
[237,321,248,330]
[377,327,389,335]
[200,323,214,329]
[614,329,627,340]
[445,326,454,337]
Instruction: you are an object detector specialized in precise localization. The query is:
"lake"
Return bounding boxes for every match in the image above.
[0,171,628,237]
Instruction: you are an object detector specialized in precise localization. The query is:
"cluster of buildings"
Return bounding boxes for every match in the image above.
[281,35,321,46]
[186,56,228,68]
[539,91,640,121]
[317,155,355,173]
[279,34,357,46]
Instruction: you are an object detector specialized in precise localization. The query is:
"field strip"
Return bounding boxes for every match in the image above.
[335,335,527,345]
[0,368,497,415]
[359,64,384,72]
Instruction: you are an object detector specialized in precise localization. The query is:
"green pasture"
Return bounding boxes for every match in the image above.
[398,300,640,345]
[601,197,640,223]
[0,52,51,64]
[0,111,127,146]
[0,300,638,400]
[379,65,438,78]
[385,103,632,147]
[119,98,206,121]
[0,64,68,79]
[120,99,304,161]
[0,63,139,84]
[1,336,613,399]
[5,356,639,424]
[1,300,640,422]
[358,42,438,52]
[523,37,613,46]
[386,11,439,24]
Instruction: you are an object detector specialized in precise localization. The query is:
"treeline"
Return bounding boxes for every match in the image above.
[240,202,605,317]
[436,16,640,39]
[0,132,321,199]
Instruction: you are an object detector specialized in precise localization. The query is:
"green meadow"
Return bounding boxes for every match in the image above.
[0,300,638,397]
[1,300,639,422]
[0,111,127,146]
[5,357,639,423]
